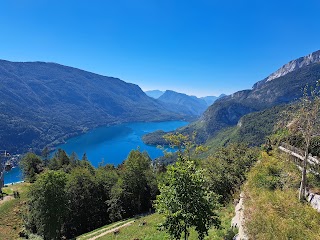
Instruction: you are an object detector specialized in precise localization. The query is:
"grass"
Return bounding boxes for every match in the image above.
[0,182,30,240]
[77,218,134,240]
[244,152,320,240]
[80,203,235,240]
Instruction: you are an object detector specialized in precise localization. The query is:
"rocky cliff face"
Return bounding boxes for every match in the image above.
[199,51,320,140]
[266,50,320,82]
[254,50,320,89]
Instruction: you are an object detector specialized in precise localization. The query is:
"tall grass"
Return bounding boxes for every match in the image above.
[244,153,320,240]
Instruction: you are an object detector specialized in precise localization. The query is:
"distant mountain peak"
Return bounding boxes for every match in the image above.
[158,90,208,116]
[266,50,320,82]
[145,90,164,99]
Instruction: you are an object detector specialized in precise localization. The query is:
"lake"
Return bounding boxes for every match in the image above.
[4,121,188,184]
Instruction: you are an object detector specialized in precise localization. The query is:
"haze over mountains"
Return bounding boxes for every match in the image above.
[0,60,188,153]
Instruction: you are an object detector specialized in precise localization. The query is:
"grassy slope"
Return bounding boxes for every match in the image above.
[0,183,30,240]
[78,204,235,240]
[244,152,320,240]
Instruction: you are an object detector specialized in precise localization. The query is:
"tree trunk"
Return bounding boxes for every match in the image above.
[299,147,309,201]
[184,224,188,240]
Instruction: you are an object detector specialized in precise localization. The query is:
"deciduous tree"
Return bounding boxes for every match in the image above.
[291,83,320,201]
[156,159,220,240]
[20,152,43,182]
[26,171,67,239]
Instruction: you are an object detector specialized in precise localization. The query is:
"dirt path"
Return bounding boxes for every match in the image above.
[231,192,248,240]
[0,196,14,205]
[87,220,134,240]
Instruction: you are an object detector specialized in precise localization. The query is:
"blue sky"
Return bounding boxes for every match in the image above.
[0,0,319,97]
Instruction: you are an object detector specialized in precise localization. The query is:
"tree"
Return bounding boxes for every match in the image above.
[20,152,43,182]
[163,132,208,162]
[120,149,156,216]
[155,159,220,240]
[156,133,220,240]
[290,82,320,201]
[55,149,70,168]
[41,146,50,166]
[95,165,121,222]
[65,167,101,237]
[69,151,80,167]
[82,152,88,161]
[26,171,67,239]
[203,144,258,203]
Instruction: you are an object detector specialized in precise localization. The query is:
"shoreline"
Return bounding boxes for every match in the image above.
[4,181,25,186]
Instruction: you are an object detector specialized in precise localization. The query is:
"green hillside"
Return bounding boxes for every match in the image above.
[0,183,30,239]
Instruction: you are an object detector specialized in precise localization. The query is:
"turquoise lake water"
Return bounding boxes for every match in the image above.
[4,121,188,184]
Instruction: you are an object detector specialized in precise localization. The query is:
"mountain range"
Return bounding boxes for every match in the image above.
[143,50,320,145]
[2,50,320,153]
[145,90,225,116]
[0,60,187,153]
[157,90,208,116]
[201,94,226,106]
[201,50,320,139]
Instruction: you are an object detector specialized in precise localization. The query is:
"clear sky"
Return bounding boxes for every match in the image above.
[0,0,319,97]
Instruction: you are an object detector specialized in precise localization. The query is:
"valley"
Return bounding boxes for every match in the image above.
[1,49,320,240]
[1,2,320,239]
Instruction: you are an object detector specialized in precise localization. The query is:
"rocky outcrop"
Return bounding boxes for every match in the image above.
[266,50,320,82]
[254,50,320,89]
[306,190,320,212]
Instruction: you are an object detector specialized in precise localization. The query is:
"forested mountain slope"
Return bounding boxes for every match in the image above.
[143,50,320,146]
[0,60,183,153]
